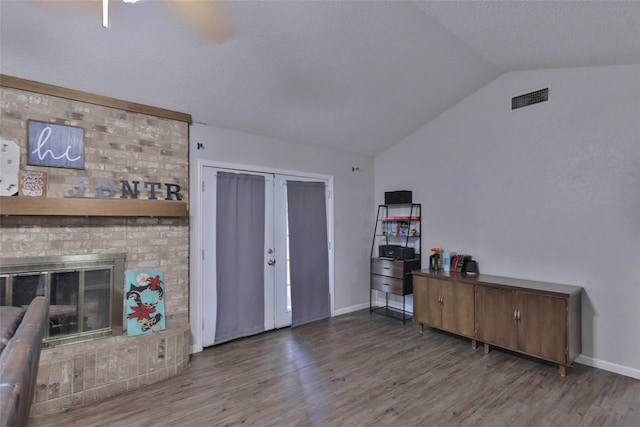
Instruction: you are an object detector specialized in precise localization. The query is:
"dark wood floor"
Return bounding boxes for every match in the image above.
[30,310,639,426]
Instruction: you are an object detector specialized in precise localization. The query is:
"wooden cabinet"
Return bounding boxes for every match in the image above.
[412,270,582,376]
[413,274,475,339]
[476,285,575,374]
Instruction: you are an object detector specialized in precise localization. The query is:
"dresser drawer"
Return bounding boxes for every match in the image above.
[371,274,405,295]
[371,258,404,278]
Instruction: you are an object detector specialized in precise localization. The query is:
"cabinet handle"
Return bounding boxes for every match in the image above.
[513,310,521,323]
[517,310,522,322]
[441,295,444,305]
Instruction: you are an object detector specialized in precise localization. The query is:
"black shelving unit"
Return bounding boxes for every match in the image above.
[370,203,421,323]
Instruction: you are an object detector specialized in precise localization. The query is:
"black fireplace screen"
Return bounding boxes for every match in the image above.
[0,254,125,347]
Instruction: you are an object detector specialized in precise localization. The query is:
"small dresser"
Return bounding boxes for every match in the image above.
[370,257,421,322]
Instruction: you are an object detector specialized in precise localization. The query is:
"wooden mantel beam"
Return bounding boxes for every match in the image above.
[0,196,187,217]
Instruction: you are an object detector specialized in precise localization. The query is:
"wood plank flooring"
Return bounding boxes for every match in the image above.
[29,310,639,426]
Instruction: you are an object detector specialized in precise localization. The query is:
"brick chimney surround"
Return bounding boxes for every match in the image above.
[0,75,191,415]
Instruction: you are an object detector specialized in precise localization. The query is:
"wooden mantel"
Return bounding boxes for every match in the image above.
[0,197,187,217]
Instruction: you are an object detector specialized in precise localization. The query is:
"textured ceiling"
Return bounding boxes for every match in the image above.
[1,1,639,156]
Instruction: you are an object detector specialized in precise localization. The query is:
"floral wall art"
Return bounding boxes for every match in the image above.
[125,270,166,336]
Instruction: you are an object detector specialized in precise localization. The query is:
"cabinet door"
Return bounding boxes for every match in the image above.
[424,278,443,327]
[412,275,429,325]
[517,292,567,364]
[476,286,517,349]
[413,275,442,328]
[440,281,475,337]
[412,277,443,327]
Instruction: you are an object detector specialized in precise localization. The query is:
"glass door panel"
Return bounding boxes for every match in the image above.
[50,271,80,336]
[84,269,111,331]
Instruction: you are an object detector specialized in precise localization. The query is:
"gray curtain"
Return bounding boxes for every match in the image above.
[287,181,330,327]
[215,172,265,344]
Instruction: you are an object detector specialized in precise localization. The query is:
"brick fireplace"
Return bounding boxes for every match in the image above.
[0,76,191,415]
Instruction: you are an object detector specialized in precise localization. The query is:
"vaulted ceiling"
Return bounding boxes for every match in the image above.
[2,1,639,156]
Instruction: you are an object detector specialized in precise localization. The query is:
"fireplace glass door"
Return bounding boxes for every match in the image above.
[0,254,125,347]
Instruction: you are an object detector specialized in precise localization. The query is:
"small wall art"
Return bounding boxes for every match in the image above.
[20,170,47,197]
[125,270,166,336]
[27,120,84,169]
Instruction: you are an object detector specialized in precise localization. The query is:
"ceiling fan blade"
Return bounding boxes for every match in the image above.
[166,0,233,43]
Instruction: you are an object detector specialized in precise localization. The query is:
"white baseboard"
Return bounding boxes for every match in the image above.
[334,302,370,316]
[334,300,414,317]
[575,355,640,380]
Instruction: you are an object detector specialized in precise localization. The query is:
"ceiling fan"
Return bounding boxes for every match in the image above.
[32,0,234,43]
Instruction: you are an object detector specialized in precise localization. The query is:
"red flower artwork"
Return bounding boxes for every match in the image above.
[146,275,163,291]
[128,303,156,322]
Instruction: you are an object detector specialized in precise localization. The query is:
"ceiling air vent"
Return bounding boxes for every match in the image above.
[512,88,549,110]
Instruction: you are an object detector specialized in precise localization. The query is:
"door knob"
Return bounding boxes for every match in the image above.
[267,259,276,266]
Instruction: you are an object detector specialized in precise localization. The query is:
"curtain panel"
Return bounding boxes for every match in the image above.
[214,172,266,343]
[286,180,330,327]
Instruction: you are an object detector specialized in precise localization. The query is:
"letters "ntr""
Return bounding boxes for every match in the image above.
[68,177,182,201]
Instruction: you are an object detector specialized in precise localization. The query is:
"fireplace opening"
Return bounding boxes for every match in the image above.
[0,253,125,347]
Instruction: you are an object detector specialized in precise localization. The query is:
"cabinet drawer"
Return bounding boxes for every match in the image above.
[371,258,404,278]
[371,274,405,295]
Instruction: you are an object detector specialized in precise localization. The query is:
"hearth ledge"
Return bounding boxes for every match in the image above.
[29,320,190,416]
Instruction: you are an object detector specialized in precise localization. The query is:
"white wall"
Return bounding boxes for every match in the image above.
[375,64,640,378]
[189,123,374,352]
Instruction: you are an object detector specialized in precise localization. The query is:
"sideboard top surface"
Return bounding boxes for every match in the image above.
[413,269,583,297]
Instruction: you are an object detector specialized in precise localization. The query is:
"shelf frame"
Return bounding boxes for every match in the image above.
[370,292,413,324]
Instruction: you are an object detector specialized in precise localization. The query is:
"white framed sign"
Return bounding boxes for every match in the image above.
[28,120,84,169]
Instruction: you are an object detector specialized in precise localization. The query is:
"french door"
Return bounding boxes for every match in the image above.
[201,167,329,346]
[273,174,291,328]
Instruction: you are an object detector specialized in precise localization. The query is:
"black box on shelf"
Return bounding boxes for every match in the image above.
[384,191,412,205]
[379,245,415,260]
